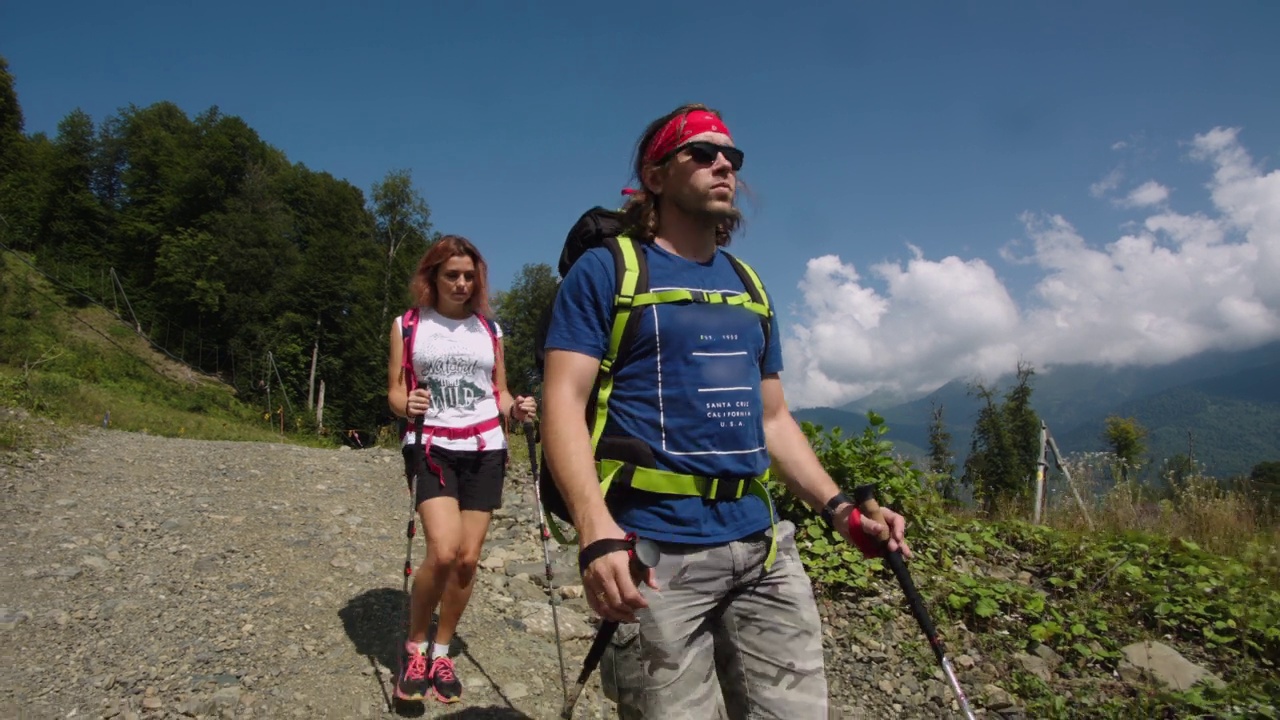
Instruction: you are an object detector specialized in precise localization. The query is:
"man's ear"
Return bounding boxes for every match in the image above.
[641,163,667,196]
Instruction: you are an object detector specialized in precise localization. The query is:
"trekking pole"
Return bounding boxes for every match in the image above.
[854,484,977,720]
[560,536,660,720]
[524,419,568,703]
[396,414,425,696]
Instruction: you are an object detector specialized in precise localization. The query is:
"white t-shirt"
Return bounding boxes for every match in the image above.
[397,308,506,451]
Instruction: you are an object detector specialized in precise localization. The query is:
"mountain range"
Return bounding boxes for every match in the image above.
[792,341,1280,479]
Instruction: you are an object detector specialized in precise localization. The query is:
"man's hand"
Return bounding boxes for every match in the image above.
[834,502,912,559]
[579,518,658,623]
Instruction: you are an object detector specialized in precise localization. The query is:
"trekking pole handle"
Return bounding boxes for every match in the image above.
[561,536,661,719]
[523,420,538,477]
[853,484,940,652]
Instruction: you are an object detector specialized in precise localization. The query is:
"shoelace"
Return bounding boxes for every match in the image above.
[403,650,428,681]
[429,656,457,683]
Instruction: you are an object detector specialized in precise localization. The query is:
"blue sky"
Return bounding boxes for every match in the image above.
[5,1,1279,408]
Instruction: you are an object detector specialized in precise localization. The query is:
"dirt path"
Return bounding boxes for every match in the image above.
[1,427,973,720]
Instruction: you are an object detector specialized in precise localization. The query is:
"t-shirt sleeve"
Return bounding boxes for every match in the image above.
[543,249,615,360]
[762,288,784,375]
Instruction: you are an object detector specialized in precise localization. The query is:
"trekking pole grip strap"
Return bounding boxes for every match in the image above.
[577,533,660,576]
[578,537,635,576]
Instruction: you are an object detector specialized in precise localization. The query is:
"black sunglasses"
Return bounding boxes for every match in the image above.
[665,141,744,171]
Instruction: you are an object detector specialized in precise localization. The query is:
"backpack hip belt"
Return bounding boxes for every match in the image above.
[413,415,503,487]
[597,460,778,569]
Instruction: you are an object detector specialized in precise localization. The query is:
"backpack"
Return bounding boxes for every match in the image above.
[533,207,777,553]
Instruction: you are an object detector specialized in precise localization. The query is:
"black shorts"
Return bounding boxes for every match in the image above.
[402,443,507,512]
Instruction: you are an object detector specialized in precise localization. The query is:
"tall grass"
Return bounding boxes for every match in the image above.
[1,251,332,449]
[1043,452,1279,578]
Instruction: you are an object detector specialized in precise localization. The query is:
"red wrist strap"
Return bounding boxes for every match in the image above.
[847,507,883,559]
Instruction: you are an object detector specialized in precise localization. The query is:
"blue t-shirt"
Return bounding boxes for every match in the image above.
[543,241,784,544]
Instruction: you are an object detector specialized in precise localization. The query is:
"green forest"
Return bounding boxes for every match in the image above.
[0,56,557,441]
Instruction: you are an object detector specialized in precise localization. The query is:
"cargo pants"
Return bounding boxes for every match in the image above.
[600,520,829,719]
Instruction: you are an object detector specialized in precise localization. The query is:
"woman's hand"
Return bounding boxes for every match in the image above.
[405,388,432,418]
[511,395,538,423]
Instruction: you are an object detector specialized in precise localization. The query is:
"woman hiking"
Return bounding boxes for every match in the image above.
[386,234,537,704]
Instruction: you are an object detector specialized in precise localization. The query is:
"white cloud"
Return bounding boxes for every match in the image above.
[1089,167,1123,198]
[784,127,1280,409]
[1121,180,1171,207]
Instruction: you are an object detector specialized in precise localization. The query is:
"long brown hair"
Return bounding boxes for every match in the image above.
[407,234,493,316]
[619,103,743,247]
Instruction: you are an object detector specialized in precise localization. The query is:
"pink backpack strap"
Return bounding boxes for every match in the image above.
[475,313,501,410]
[400,308,420,394]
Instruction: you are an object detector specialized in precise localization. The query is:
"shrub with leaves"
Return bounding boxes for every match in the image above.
[769,413,938,592]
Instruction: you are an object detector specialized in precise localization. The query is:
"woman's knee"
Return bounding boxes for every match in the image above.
[454,547,481,582]
[425,542,461,572]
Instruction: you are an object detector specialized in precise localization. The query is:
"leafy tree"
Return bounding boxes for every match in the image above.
[38,109,109,271]
[112,101,199,286]
[278,165,382,431]
[0,56,43,246]
[1102,415,1148,482]
[1158,453,1197,489]
[0,55,25,187]
[962,363,1041,512]
[1248,460,1280,505]
[370,169,434,325]
[1004,363,1040,477]
[492,263,559,397]
[963,382,1014,510]
[927,401,957,500]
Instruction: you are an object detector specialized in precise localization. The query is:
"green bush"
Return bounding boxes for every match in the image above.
[785,415,1278,719]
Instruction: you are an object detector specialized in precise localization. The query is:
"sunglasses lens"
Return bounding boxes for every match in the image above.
[722,146,744,170]
[684,142,743,171]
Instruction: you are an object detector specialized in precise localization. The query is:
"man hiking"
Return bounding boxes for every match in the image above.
[541,104,911,719]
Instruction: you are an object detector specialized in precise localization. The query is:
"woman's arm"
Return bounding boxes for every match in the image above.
[387,320,410,418]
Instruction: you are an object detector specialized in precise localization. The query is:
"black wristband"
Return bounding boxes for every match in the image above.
[578,533,661,576]
[821,492,852,531]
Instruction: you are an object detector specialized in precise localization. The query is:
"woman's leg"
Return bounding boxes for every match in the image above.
[433,509,492,647]
[397,489,461,702]
[408,496,462,643]
[418,447,504,703]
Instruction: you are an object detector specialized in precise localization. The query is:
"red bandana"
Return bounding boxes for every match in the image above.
[643,110,733,165]
[621,110,735,195]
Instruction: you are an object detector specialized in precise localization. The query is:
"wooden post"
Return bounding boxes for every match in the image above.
[1045,429,1095,531]
[307,316,320,410]
[316,380,325,434]
[1033,421,1048,524]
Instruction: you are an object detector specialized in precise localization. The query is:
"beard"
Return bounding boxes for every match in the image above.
[671,183,741,225]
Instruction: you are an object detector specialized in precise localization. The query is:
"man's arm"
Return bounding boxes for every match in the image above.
[760,373,843,511]
[761,373,911,556]
[543,347,657,620]
[542,348,612,534]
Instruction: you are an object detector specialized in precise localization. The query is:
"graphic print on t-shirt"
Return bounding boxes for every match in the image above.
[650,286,765,457]
[419,350,486,415]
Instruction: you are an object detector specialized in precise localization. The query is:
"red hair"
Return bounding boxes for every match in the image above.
[408,235,493,316]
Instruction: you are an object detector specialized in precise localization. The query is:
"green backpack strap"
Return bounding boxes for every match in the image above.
[723,251,773,364]
[589,235,647,450]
